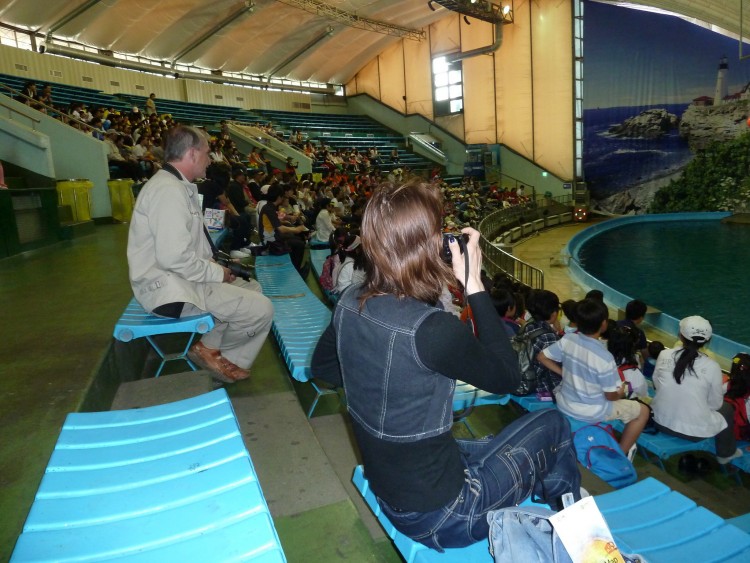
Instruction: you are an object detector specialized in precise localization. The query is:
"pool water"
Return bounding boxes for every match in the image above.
[577,220,750,347]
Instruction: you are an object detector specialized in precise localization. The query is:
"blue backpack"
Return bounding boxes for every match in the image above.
[573,423,637,489]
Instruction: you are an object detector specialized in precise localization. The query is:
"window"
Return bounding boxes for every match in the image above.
[432,56,463,116]
[0,26,32,50]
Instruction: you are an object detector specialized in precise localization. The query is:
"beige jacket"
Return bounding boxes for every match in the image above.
[127,168,224,312]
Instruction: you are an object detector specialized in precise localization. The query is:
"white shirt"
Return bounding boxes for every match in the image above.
[618,365,649,400]
[651,347,726,438]
[333,257,365,294]
[314,209,335,243]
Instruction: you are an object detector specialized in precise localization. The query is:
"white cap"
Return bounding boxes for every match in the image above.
[679,316,712,343]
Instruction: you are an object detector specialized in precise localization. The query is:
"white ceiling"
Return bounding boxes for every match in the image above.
[0,0,746,86]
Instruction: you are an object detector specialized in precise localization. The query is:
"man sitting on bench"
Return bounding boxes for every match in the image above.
[127,125,274,383]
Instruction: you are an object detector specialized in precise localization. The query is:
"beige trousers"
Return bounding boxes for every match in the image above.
[183,278,273,369]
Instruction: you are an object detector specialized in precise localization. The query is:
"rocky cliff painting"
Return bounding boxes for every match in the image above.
[583,1,750,214]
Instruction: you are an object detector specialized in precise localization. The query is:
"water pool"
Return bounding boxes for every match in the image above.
[576,218,750,349]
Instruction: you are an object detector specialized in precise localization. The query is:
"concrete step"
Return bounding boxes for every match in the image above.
[59,219,96,240]
[110,370,216,410]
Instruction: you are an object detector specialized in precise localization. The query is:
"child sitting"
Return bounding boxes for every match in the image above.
[607,325,650,400]
[490,288,520,337]
[642,340,665,379]
[560,299,578,335]
[725,353,750,442]
[537,299,650,457]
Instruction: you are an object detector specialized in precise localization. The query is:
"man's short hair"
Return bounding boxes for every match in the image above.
[625,299,647,321]
[164,126,206,162]
[527,289,560,322]
[576,299,609,335]
[266,184,283,202]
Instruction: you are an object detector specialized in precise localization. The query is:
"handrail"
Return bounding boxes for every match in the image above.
[0,99,41,124]
[408,133,448,165]
[0,83,98,134]
[477,201,560,289]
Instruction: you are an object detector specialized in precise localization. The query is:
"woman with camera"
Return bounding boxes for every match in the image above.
[311,180,580,551]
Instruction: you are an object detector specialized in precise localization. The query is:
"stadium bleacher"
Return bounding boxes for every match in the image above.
[0,72,131,114]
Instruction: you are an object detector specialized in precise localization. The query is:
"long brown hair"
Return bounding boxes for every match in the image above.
[359,180,454,305]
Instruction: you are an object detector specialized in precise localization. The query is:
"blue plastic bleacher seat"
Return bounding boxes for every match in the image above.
[353,465,750,563]
[508,394,556,412]
[113,297,214,377]
[731,442,750,474]
[11,389,287,562]
[255,254,335,417]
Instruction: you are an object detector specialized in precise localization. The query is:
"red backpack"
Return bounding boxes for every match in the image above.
[319,254,339,292]
[725,395,750,441]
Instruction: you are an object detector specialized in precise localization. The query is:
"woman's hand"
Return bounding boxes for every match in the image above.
[448,227,484,296]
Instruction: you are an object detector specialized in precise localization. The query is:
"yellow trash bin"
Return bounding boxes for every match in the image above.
[56,179,93,222]
[108,179,135,222]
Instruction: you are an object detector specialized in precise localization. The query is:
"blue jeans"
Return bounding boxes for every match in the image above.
[377,409,581,551]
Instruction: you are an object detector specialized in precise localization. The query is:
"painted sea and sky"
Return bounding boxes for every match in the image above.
[583,1,750,204]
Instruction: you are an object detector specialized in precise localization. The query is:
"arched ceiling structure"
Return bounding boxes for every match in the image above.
[0,0,747,87]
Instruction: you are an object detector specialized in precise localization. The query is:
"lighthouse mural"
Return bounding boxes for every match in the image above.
[714,55,728,104]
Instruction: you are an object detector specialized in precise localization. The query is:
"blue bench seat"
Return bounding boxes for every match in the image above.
[11,389,287,562]
[353,465,750,563]
[255,254,335,417]
[508,394,556,412]
[113,297,215,377]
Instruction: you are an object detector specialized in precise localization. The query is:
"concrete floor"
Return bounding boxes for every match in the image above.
[1,221,748,563]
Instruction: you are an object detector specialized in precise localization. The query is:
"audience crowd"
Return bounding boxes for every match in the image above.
[13,78,748,473]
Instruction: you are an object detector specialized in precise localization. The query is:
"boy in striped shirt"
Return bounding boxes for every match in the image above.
[537,298,650,456]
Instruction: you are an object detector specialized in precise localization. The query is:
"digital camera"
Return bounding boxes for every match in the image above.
[214,252,254,281]
[441,232,469,263]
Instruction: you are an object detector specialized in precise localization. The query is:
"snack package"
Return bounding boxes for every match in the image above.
[204,208,225,231]
[550,497,627,563]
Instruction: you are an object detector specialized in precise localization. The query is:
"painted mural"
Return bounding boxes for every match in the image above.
[584,1,750,214]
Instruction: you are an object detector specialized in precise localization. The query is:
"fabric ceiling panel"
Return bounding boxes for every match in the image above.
[353,56,381,99]
[460,17,497,144]
[495,0,534,160]
[404,32,433,119]
[430,12,460,55]
[531,0,573,180]
[0,0,746,85]
[378,40,406,114]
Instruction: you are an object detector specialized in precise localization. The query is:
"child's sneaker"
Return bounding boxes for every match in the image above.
[627,444,637,462]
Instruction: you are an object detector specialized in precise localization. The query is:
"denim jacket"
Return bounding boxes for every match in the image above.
[334,287,455,442]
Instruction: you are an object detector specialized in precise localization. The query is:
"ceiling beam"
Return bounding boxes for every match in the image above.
[171,1,256,67]
[45,0,104,36]
[276,0,425,40]
[267,26,335,77]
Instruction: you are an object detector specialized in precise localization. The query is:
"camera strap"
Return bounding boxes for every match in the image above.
[461,247,469,307]
[162,163,218,256]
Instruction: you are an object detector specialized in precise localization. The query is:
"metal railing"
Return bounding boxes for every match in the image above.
[0,83,97,134]
[476,197,573,289]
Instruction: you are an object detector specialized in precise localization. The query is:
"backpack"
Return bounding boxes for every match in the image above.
[511,326,550,396]
[319,254,339,291]
[573,423,637,489]
[616,364,638,399]
[725,395,750,441]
